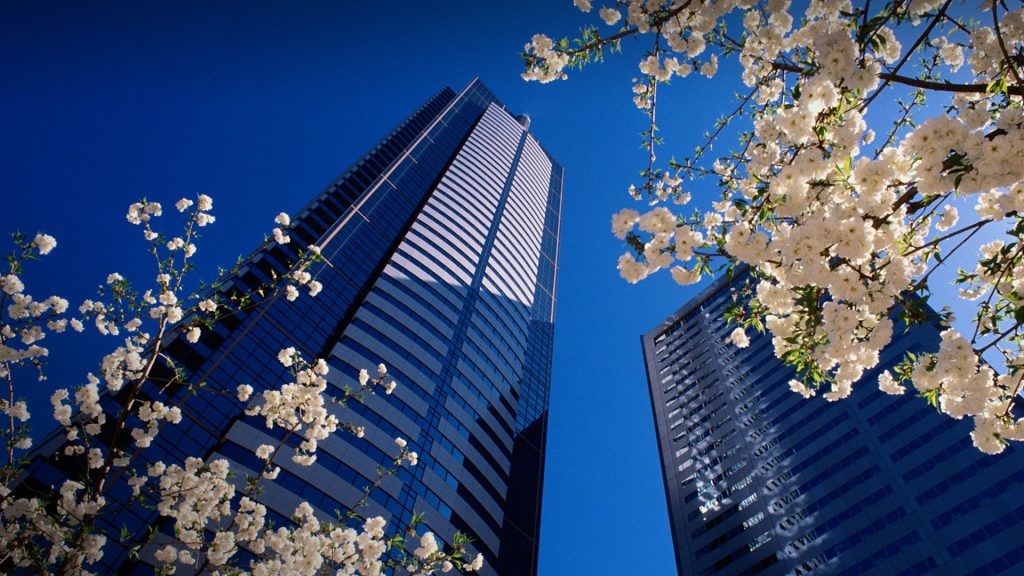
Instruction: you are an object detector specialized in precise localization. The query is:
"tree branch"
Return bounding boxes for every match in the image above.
[860,0,952,110]
[772,60,1024,96]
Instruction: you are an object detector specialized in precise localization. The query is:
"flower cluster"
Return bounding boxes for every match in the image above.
[0,196,482,574]
[242,348,339,467]
[412,531,484,574]
[521,33,571,83]
[0,234,73,382]
[529,1,1024,453]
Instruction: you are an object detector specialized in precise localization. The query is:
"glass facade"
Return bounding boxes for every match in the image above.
[642,269,1024,576]
[25,78,561,575]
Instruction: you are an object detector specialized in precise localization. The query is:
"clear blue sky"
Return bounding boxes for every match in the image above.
[1,1,767,574]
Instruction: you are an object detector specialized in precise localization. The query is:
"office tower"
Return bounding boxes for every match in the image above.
[641,269,1024,576]
[25,78,562,575]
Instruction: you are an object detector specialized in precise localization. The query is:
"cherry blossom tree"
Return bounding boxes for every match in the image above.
[0,197,483,574]
[525,0,1024,454]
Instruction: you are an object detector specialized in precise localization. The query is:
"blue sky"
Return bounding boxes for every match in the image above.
[3,2,996,574]
[0,1,710,572]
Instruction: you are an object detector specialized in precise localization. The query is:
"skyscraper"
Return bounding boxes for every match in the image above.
[25,78,561,575]
[642,270,1024,576]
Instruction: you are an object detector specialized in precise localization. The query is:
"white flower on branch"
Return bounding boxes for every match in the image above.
[237,383,254,402]
[523,0,1024,454]
[728,327,750,349]
[2,274,24,295]
[936,205,959,232]
[0,196,475,574]
[600,7,621,26]
[34,233,56,255]
[414,531,439,560]
[611,208,640,240]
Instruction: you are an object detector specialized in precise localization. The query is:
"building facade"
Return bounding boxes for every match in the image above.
[26,78,561,575]
[642,270,1024,576]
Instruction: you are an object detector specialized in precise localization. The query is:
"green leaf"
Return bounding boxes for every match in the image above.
[836,155,852,177]
[986,77,1008,95]
[918,388,941,411]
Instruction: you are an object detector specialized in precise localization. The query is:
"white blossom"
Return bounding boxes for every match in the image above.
[878,370,905,395]
[936,205,959,232]
[414,531,438,560]
[789,379,816,398]
[2,274,24,295]
[600,7,621,26]
[728,327,750,348]
[611,208,640,240]
[237,383,254,402]
[34,233,57,255]
[467,553,484,572]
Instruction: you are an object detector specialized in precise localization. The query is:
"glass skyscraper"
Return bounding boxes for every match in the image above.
[642,270,1024,575]
[25,78,561,575]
